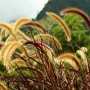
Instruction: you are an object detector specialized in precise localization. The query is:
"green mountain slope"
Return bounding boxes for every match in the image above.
[36,0,90,20]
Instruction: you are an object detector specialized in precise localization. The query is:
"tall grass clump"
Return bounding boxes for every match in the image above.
[0,8,90,90]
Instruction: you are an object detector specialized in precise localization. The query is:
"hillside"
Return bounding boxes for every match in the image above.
[36,0,90,20]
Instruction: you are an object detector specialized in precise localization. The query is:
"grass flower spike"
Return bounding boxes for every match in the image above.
[55,53,80,71]
[60,7,90,28]
[46,12,71,41]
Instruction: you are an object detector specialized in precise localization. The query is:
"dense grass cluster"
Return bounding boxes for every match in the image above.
[0,8,90,90]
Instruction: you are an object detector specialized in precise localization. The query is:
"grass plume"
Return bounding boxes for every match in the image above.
[23,22,47,33]
[34,33,62,50]
[56,53,80,71]
[60,7,90,28]
[14,17,30,31]
[46,12,71,41]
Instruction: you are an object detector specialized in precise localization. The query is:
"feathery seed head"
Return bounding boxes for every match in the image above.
[46,12,71,41]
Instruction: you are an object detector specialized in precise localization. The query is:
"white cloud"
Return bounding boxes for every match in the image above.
[0,0,48,22]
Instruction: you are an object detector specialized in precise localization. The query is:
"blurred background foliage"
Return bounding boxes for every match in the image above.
[40,14,90,56]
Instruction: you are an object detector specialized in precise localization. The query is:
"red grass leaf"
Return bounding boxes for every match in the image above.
[15,67,45,80]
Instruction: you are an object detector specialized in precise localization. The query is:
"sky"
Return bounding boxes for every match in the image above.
[0,0,48,23]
